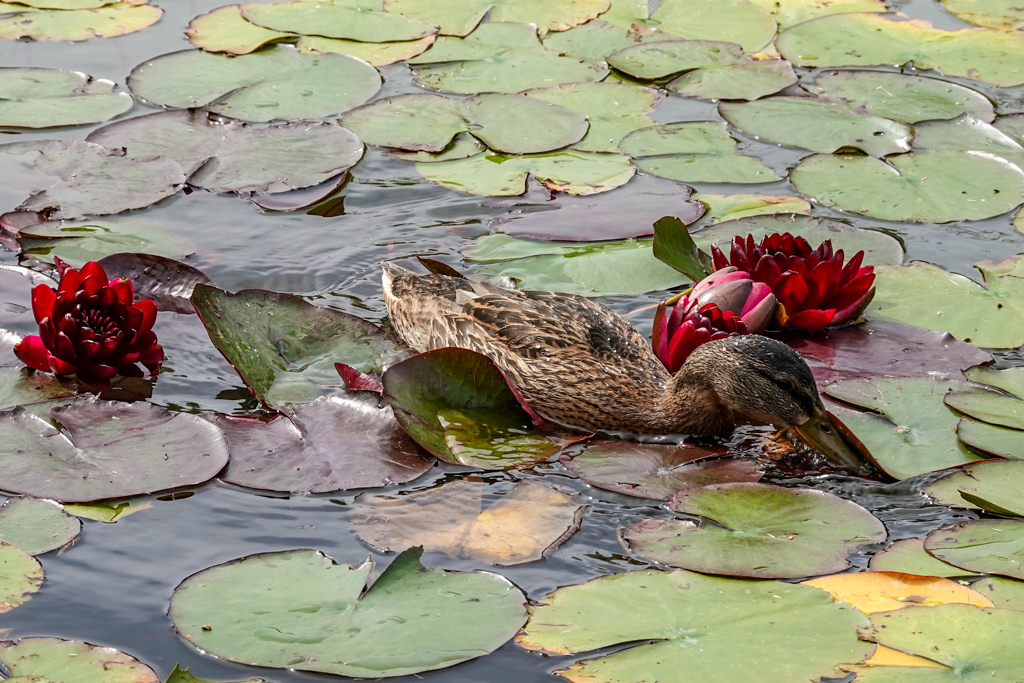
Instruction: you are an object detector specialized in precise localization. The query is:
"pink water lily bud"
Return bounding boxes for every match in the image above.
[691,266,776,334]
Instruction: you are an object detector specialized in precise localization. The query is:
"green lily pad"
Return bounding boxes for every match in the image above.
[164,663,267,683]
[9,0,116,7]
[912,115,1024,169]
[350,479,584,565]
[170,547,528,678]
[0,398,229,503]
[17,216,195,268]
[969,576,1024,611]
[127,45,381,123]
[417,150,635,196]
[945,367,1024,431]
[0,497,80,555]
[653,215,711,281]
[619,122,782,184]
[538,18,670,64]
[191,284,405,408]
[522,82,658,153]
[926,519,1024,580]
[187,4,291,55]
[956,418,1024,459]
[209,395,433,493]
[823,377,983,480]
[804,70,995,124]
[383,0,607,36]
[240,1,436,41]
[0,638,158,682]
[388,132,485,162]
[924,460,1024,516]
[0,543,42,613]
[63,494,155,523]
[381,348,560,468]
[869,538,980,578]
[941,0,1024,29]
[720,98,913,157]
[517,568,872,683]
[0,366,80,411]
[868,257,1024,348]
[560,441,762,500]
[296,33,435,65]
[790,151,1024,223]
[341,93,586,154]
[747,0,886,28]
[0,2,161,41]
[696,193,810,222]
[669,58,796,102]
[88,110,364,194]
[0,67,132,128]
[996,114,1024,145]
[604,0,777,52]
[408,22,608,94]
[0,139,185,219]
[777,13,1024,87]
[624,482,886,578]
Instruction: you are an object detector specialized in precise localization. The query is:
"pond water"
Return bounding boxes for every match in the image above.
[1,0,1023,681]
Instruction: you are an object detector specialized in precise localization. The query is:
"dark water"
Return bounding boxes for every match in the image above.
[0,0,1020,681]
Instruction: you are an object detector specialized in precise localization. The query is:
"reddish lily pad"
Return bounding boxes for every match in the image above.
[88,110,364,194]
[0,2,161,41]
[926,520,1024,580]
[0,398,229,503]
[209,395,432,494]
[623,482,886,579]
[924,460,1024,516]
[350,479,584,565]
[0,67,132,128]
[191,284,406,408]
[381,348,560,469]
[560,440,762,500]
[0,543,42,613]
[0,497,81,555]
[869,538,981,578]
[0,637,158,682]
[96,253,213,315]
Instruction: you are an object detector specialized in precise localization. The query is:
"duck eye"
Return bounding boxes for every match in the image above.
[775,378,794,392]
[820,423,833,434]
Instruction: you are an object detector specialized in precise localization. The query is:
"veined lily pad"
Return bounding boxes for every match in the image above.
[88,110,363,194]
[187,4,291,54]
[408,22,608,94]
[747,0,886,27]
[777,13,1024,87]
[0,398,229,503]
[97,253,213,314]
[804,70,995,124]
[791,151,1024,223]
[296,34,435,65]
[127,46,381,123]
[0,544,42,613]
[823,377,982,480]
[623,482,886,578]
[0,140,184,219]
[383,0,607,36]
[970,576,1024,611]
[561,441,762,500]
[869,538,981,578]
[191,284,405,408]
[0,497,80,555]
[381,348,560,469]
[240,1,436,42]
[924,460,1024,516]
[340,93,586,154]
[868,257,1024,349]
[695,193,811,222]
[517,568,872,683]
[0,67,132,128]
[209,395,432,494]
[522,82,658,153]
[417,150,635,197]
[912,116,1024,169]
[0,638,157,682]
[926,520,1024,580]
[802,571,992,614]
[719,98,913,157]
[604,0,776,52]
[17,216,195,268]
[169,547,528,678]
[619,122,782,184]
[0,2,161,41]
[941,0,1024,29]
[350,479,584,565]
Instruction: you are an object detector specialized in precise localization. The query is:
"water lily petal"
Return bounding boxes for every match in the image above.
[787,307,836,332]
[14,335,53,372]
[30,284,56,325]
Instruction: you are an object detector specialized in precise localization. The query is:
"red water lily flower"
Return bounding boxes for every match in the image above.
[14,261,163,388]
[711,233,875,332]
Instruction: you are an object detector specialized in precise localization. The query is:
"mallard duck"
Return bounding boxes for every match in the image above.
[382,262,872,475]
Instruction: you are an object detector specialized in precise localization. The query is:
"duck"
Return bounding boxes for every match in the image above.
[382,262,872,475]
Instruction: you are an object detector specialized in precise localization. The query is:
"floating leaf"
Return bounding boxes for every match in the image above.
[720,98,913,157]
[381,348,560,468]
[996,113,1024,145]
[619,122,782,184]
[0,497,80,555]
[669,58,796,102]
[240,1,436,41]
[652,215,711,280]
[560,440,762,500]
[63,495,154,524]
[0,366,80,411]
[209,395,432,494]
[791,151,1024,223]
[0,67,132,128]
[350,479,583,565]
[924,460,1024,516]
[956,418,1024,460]
[0,544,42,613]
[926,520,1024,579]
[523,82,658,153]
[0,638,158,682]
[824,377,983,480]
[941,0,1024,29]
[408,22,608,94]
[946,366,1024,430]
[17,216,195,268]
[0,2,161,41]
[417,150,634,197]
[777,13,1024,87]
[0,140,184,219]
[0,398,229,503]
[604,0,777,52]
[164,663,267,683]
[127,45,381,123]
[623,482,886,578]
[802,571,992,614]
[8,0,118,7]
[803,70,995,123]
[970,576,1024,611]
[383,0,607,36]
[539,17,668,64]
[187,4,291,55]
[191,284,405,408]
[747,0,886,27]
[170,547,528,678]
[869,538,981,578]
[868,257,1024,348]
[517,568,872,682]
[912,115,1024,169]
[341,93,586,154]
[296,33,435,65]
[96,253,213,315]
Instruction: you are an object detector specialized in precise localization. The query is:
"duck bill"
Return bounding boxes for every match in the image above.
[792,409,874,476]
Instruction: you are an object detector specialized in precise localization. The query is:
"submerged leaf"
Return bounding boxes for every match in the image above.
[18,216,195,268]
[0,544,42,614]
